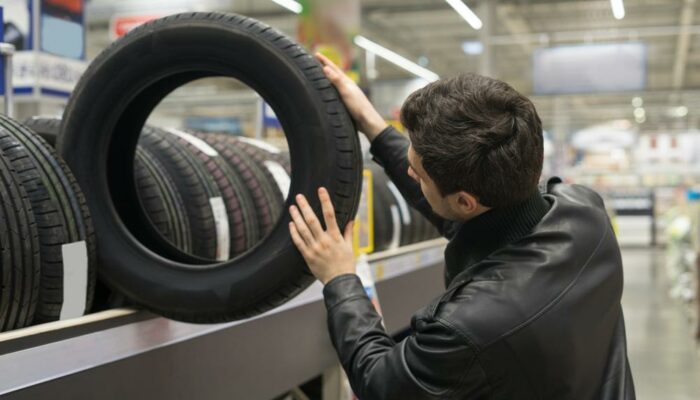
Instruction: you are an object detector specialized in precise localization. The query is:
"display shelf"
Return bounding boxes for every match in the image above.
[0,239,447,400]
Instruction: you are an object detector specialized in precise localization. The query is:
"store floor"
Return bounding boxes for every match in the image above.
[621,248,700,399]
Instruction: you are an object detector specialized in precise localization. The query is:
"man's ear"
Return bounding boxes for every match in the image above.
[455,191,480,214]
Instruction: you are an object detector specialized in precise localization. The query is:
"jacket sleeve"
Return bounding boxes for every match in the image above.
[369,126,457,237]
[323,274,489,400]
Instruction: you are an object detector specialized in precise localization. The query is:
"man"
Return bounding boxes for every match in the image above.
[288,53,635,399]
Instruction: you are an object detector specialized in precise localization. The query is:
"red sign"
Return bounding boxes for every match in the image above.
[110,15,162,39]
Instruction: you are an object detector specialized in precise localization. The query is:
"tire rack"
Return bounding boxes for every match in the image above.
[0,239,447,400]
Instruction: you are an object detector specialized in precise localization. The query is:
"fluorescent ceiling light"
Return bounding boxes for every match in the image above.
[610,0,625,20]
[270,0,302,14]
[445,0,483,30]
[354,35,439,82]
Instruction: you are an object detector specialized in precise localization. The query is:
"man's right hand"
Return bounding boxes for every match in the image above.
[315,52,388,142]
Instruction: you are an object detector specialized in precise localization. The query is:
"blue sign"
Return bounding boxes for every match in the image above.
[185,116,242,135]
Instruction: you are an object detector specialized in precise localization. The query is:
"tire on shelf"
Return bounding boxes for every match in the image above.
[0,126,41,330]
[0,116,95,324]
[230,136,292,205]
[57,12,362,323]
[134,146,192,253]
[23,116,61,147]
[139,126,221,260]
[165,128,257,258]
[200,133,284,240]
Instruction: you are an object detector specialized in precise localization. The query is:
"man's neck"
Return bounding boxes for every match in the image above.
[443,190,551,287]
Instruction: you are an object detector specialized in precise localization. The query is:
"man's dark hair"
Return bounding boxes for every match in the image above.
[400,73,544,208]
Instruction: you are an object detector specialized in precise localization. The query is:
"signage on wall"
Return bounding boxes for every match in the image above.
[41,0,85,60]
[0,0,87,97]
[109,14,163,40]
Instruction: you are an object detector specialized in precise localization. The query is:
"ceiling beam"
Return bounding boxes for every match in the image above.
[672,0,696,90]
[496,4,536,54]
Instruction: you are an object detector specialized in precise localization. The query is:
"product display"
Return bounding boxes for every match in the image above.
[0,116,95,325]
[0,3,696,399]
[57,13,362,322]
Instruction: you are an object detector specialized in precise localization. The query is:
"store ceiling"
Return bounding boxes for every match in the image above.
[85,0,700,134]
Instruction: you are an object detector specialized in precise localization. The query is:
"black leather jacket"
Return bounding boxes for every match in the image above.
[322,127,635,399]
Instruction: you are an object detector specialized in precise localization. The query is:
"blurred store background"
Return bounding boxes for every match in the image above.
[1,0,698,398]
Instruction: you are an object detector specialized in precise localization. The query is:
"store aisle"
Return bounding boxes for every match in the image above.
[621,248,700,399]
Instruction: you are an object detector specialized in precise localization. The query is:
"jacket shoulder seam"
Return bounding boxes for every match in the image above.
[484,216,610,348]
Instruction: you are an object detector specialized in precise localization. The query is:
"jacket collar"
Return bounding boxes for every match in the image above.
[444,190,551,287]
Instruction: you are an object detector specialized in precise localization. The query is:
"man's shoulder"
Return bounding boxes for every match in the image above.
[425,179,620,349]
[544,177,606,210]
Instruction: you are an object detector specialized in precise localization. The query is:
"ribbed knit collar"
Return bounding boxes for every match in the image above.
[443,190,551,287]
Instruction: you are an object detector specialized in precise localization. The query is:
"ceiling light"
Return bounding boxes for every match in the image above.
[270,0,302,14]
[354,36,440,82]
[445,0,483,30]
[635,115,646,124]
[631,97,643,107]
[610,0,625,20]
[633,107,645,119]
[461,40,484,55]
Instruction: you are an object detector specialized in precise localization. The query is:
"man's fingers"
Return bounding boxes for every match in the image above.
[319,188,340,236]
[289,222,307,255]
[315,52,344,75]
[295,194,324,237]
[290,205,315,245]
[322,66,341,83]
[344,220,355,242]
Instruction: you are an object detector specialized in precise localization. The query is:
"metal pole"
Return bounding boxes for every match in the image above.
[0,43,15,118]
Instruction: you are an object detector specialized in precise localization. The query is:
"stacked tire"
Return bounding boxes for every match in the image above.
[0,115,96,331]
[367,163,440,252]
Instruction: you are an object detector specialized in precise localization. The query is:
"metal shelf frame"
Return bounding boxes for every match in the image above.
[0,240,447,400]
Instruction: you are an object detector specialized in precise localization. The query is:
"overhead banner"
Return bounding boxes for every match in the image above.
[533,43,647,94]
[297,0,361,82]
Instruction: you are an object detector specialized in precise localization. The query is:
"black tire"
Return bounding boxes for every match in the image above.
[0,116,95,324]
[167,129,257,258]
[231,136,292,206]
[139,127,220,260]
[201,134,283,240]
[23,116,61,147]
[368,164,399,252]
[134,146,192,253]
[235,137,292,175]
[406,207,424,245]
[57,12,361,322]
[0,130,40,331]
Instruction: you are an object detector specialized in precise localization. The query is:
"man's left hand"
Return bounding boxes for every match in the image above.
[289,188,356,285]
